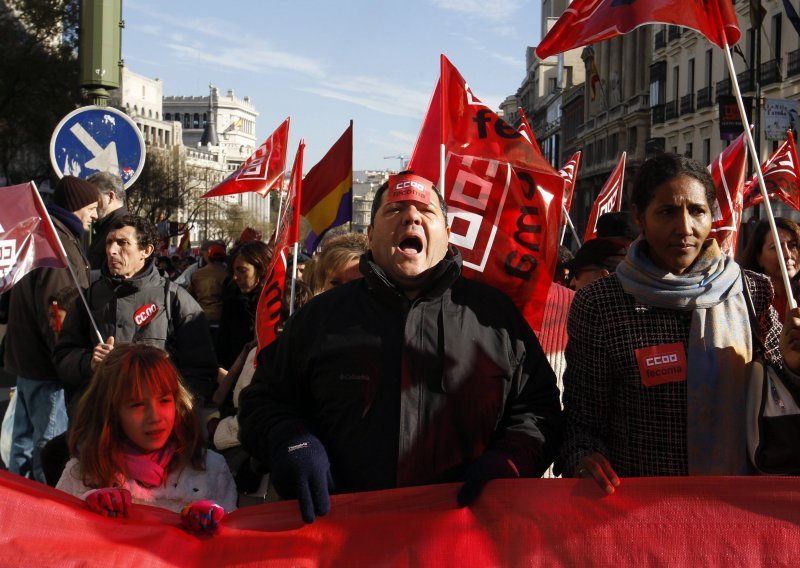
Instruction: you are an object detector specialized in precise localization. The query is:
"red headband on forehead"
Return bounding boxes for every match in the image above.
[385,173,434,205]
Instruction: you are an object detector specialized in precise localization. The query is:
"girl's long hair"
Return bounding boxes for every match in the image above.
[67,343,205,488]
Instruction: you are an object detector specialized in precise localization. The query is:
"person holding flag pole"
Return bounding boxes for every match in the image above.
[3,176,103,483]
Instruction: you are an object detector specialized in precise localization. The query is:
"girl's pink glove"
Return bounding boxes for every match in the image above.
[180,500,225,534]
[85,488,132,518]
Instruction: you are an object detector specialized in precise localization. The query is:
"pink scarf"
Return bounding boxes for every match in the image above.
[121,441,177,488]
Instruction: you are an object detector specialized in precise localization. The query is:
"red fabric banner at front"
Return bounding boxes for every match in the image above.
[2,472,800,567]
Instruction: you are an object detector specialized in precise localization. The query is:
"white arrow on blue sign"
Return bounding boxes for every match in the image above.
[49,105,146,189]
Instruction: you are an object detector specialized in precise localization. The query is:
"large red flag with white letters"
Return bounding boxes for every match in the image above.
[0,182,67,293]
[584,152,625,242]
[536,0,741,59]
[742,131,800,212]
[201,117,290,198]
[708,130,748,257]
[255,141,303,352]
[409,55,564,332]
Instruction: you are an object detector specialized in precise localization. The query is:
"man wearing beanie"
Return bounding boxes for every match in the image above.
[85,171,128,271]
[3,175,99,483]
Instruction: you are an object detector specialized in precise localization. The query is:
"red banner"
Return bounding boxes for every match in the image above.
[0,182,67,293]
[516,107,546,160]
[255,141,303,352]
[584,152,625,242]
[201,117,290,198]
[743,130,800,212]
[536,0,741,59]
[409,56,564,332]
[708,130,748,256]
[2,472,800,567]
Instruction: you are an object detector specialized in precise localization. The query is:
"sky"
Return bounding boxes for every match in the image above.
[122,0,543,172]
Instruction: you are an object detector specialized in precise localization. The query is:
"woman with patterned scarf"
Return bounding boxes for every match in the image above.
[557,153,800,494]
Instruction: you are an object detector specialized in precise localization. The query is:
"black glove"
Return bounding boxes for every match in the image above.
[457,449,520,507]
[270,433,333,523]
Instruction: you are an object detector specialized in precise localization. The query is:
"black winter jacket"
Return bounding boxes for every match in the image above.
[4,212,90,380]
[239,248,563,493]
[53,258,218,401]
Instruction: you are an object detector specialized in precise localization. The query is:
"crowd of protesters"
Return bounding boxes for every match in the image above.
[3,154,800,533]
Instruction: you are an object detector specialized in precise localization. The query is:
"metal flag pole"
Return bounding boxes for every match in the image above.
[560,204,582,247]
[289,242,299,316]
[721,41,796,311]
[31,182,104,343]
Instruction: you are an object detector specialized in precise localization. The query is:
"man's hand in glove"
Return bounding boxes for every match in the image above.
[271,433,333,523]
[457,449,520,507]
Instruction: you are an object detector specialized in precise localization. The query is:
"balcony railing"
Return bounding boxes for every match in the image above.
[761,58,782,86]
[696,86,712,109]
[680,93,694,115]
[668,25,681,41]
[654,30,666,50]
[737,68,755,92]
[652,104,665,124]
[789,49,800,77]
[665,100,679,120]
[716,78,731,98]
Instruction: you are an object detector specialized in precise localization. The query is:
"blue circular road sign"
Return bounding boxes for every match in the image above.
[49,105,146,189]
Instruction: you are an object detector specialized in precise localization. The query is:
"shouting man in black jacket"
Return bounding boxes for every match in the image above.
[239,172,563,523]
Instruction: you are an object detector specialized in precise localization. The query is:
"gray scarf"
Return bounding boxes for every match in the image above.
[616,239,752,475]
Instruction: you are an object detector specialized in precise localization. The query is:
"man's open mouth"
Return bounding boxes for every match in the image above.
[399,235,423,254]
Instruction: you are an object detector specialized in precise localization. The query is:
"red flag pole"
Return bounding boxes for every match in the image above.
[720,36,796,311]
[31,182,104,343]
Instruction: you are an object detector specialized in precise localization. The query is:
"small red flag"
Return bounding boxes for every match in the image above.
[255,141,304,352]
[558,151,582,216]
[201,117,290,198]
[516,107,547,160]
[536,0,741,60]
[743,131,800,212]
[584,152,625,242]
[0,182,67,293]
[708,130,748,257]
[408,55,565,332]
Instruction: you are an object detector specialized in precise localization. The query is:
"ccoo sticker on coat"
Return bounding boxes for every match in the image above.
[133,303,159,326]
[634,342,687,387]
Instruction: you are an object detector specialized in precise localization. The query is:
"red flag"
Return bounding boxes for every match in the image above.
[255,141,304,352]
[516,107,547,160]
[409,55,565,332]
[743,131,800,212]
[0,182,67,293]
[708,131,748,257]
[201,117,290,198]
[536,0,741,59]
[558,151,582,216]
[584,152,625,242]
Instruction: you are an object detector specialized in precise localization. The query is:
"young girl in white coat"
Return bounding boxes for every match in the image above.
[57,344,237,533]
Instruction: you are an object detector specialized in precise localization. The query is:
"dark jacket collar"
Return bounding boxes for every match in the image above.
[47,203,84,238]
[101,255,161,292]
[360,245,462,305]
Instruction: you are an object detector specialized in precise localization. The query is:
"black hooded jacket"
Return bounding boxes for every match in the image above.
[239,247,563,493]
